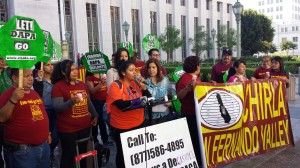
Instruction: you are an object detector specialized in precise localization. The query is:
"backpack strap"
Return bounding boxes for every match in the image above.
[113,80,123,90]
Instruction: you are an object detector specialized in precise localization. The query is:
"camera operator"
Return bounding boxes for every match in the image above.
[106,60,151,168]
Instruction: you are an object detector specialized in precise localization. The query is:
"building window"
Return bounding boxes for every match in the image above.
[227,4,230,13]
[285,27,288,32]
[132,9,141,56]
[206,18,210,58]
[64,0,74,58]
[86,3,99,52]
[292,26,295,31]
[194,17,199,32]
[180,0,185,6]
[282,37,287,42]
[217,20,221,32]
[150,11,157,36]
[166,0,172,4]
[110,6,121,53]
[293,37,298,42]
[206,0,210,10]
[181,15,187,59]
[217,2,221,12]
[296,26,299,31]
[280,6,283,11]
[0,0,8,22]
[194,0,198,8]
[227,21,230,30]
[166,13,172,26]
[281,27,284,32]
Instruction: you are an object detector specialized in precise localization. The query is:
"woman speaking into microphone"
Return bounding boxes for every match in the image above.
[106,60,151,168]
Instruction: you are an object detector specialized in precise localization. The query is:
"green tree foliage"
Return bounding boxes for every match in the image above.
[241,9,275,55]
[216,25,237,57]
[280,40,297,56]
[190,26,211,57]
[261,41,277,54]
[158,26,185,62]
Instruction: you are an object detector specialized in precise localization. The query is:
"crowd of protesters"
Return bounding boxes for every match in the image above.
[0,47,291,168]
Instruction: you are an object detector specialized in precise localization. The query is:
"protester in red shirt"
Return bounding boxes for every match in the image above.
[140,48,167,77]
[265,56,290,88]
[211,47,233,83]
[253,56,271,79]
[0,68,50,168]
[86,71,109,144]
[51,60,98,168]
[106,60,151,168]
[176,56,202,165]
[131,52,145,76]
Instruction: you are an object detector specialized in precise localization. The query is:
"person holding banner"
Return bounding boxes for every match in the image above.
[143,58,172,125]
[227,60,248,82]
[140,48,167,77]
[0,68,51,168]
[265,56,290,88]
[210,47,233,83]
[51,59,98,168]
[85,71,109,145]
[106,48,129,89]
[106,60,151,168]
[253,56,271,79]
[176,56,202,165]
[0,58,12,167]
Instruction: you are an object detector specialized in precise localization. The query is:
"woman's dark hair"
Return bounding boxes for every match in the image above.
[183,56,200,73]
[51,59,74,84]
[271,56,285,73]
[227,60,246,81]
[118,60,135,79]
[114,48,129,70]
[32,62,42,78]
[85,71,94,77]
[144,58,163,82]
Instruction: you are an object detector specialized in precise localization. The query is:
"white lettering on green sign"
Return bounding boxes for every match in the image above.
[6,56,36,60]
[16,19,34,31]
[11,30,36,40]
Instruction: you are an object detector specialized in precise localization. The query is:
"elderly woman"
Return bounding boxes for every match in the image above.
[175,56,202,165]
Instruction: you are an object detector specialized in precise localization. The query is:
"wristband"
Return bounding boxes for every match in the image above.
[9,99,17,105]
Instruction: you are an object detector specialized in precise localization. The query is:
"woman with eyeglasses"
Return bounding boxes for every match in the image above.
[175,56,202,165]
[51,59,98,168]
[143,58,172,125]
[106,60,151,168]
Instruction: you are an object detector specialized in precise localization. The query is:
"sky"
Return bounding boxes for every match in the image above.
[239,0,257,10]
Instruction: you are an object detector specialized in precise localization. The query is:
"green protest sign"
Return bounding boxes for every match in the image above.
[82,51,111,74]
[120,42,133,57]
[38,30,54,63]
[0,21,5,28]
[0,15,45,68]
[173,66,185,82]
[51,41,62,64]
[142,34,160,53]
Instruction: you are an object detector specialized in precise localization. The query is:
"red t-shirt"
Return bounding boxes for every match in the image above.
[253,67,271,79]
[0,87,49,145]
[51,80,92,133]
[176,73,198,116]
[270,70,289,79]
[86,76,107,100]
[211,61,233,83]
[135,61,146,76]
[140,64,167,77]
[106,79,144,129]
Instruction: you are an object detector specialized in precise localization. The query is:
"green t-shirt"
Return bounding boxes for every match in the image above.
[0,68,13,94]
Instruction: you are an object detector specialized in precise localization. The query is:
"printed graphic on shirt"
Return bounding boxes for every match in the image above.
[70,90,89,118]
[94,80,107,90]
[20,98,43,105]
[30,105,44,121]
[271,75,287,79]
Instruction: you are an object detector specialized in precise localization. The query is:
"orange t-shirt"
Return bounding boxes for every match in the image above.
[106,79,144,129]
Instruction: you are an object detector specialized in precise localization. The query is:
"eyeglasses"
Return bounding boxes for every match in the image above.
[152,54,160,57]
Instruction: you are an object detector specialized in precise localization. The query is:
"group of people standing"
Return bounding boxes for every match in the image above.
[0,46,291,168]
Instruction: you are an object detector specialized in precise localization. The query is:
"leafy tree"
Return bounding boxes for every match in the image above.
[280,40,297,56]
[216,25,227,51]
[190,26,211,57]
[226,28,237,50]
[241,9,275,55]
[216,25,237,58]
[158,26,185,62]
[261,41,277,54]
